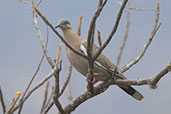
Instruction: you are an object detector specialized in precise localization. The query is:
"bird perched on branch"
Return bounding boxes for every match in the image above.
[55,18,144,101]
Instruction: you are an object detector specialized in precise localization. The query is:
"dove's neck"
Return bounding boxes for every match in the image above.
[62,28,82,45]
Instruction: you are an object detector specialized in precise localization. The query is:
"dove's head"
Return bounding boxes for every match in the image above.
[55,18,72,30]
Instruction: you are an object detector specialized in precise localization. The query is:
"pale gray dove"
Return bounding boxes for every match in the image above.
[55,18,144,101]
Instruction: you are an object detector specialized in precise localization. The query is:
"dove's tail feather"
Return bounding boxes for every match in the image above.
[119,85,144,101]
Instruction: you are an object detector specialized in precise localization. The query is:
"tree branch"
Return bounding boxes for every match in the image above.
[86,0,108,94]
[115,63,171,87]
[116,3,130,67]
[32,0,55,68]
[120,2,161,73]
[40,81,49,113]
[93,0,128,61]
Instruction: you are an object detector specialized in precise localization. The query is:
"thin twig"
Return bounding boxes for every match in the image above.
[32,0,55,68]
[36,0,44,7]
[59,64,72,96]
[77,14,82,36]
[16,7,50,113]
[54,44,62,66]
[0,87,6,113]
[120,2,161,73]
[40,81,49,113]
[116,4,130,67]
[42,87,54,114]
[93,0,128,62]
[12,68,57,112]
[97,30,102,47]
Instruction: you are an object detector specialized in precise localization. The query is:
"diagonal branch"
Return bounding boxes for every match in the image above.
[93,0,128,61]
[32,0,55,68]
[120,2,161,73]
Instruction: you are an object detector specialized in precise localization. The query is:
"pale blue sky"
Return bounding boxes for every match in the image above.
[0,0,171,114]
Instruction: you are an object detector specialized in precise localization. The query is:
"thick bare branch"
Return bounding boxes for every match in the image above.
[62,62,170,114]
[120,2,161,73]
[63,80,112,114]
[86,0,108,94]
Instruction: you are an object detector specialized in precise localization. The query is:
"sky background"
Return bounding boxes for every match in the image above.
[0,0,171,114]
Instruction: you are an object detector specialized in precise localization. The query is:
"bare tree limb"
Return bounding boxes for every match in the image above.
[63,80,113,114]
[86,0,108,94]
[0,87,6,113]
[120,2,161,73]
[115,63,171,87]
[32,0,55,68]
[93,0,128,61]
[52,44,66,114]
[40,81,49,113]
[62,62,170,114]
[150,63,171,88]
